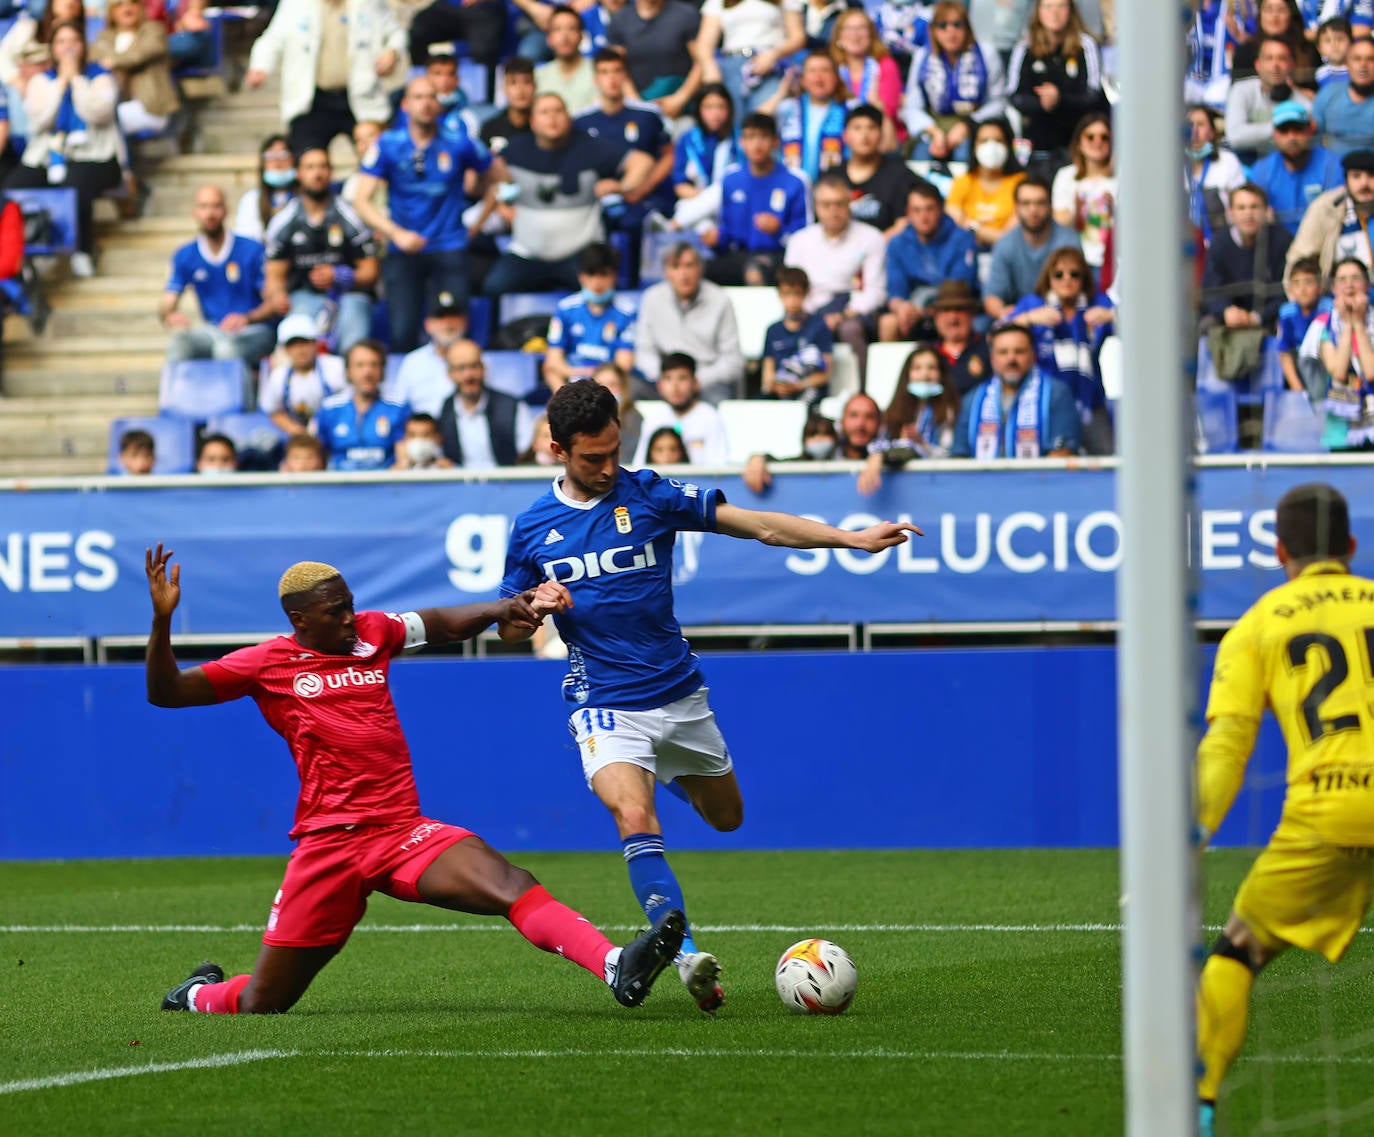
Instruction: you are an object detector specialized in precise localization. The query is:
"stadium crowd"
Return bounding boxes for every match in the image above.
[49,0,1374,475]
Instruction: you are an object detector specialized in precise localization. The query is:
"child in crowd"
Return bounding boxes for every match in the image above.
[1315,16,1352,90]
[118,429,155,475]
[279,434,328,472]
[393,413,453,470]
[761,266,834,403]
[195,433,238,475]
[1277,256,1331,395]
[645,425,690,465]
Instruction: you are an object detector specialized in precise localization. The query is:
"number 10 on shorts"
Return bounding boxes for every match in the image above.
[581,709,616,732]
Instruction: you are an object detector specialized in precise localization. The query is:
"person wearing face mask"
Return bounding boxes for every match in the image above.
[739,392,884,492]
[952,322,1081,458]
[1313,34,1374,154]
[543,242,639,394]
[234,135,297,244]
[1225,36,1311,165]
[1284,147,1374,288]
[393,412,456,469]
[855,346,962,494]
[945,116,1025,247]
[258,313,347,438]
[437,338,538,468]
[1184,104,1247,250]
[263,148,379,357]
[384,292,471,417]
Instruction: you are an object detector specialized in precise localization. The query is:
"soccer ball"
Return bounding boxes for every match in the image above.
[775,938,857,1015]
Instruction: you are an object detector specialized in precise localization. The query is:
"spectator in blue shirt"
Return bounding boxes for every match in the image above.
[314,339,411,470]
[879,179,978,343]
[671,83,741,202]
[951,323,1081,458]
[702,111,810,286]
[1315,16,1352,91]
[1312,35,1374,154]
[542,242,638,393]
[761,265,833,403]
[348,75,499,353]
[1275,255,1332,393]
[1250,100,1346,233]
[159,184,283,373]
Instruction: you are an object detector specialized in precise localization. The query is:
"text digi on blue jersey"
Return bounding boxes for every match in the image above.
[500,468,724,711]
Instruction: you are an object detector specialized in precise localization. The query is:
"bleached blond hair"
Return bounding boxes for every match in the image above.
[278,561,341,599]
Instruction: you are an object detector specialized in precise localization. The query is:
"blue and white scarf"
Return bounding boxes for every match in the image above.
[916,45,990,117]
[1335,196,1374,269]
[779,97,848,180]
[1321,306,1374,442]
[47,62,108,136]
[1027,295,1109,416]
[840,57,881,106]
[875,0,930,57]
[677,126,742,191]
[1186,1,1231,86]
[970,370,1051,459]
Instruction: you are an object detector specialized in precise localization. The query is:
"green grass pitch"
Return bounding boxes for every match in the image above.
[2,850,1372,1136]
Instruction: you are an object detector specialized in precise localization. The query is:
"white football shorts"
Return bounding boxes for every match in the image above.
[568,686,734,788]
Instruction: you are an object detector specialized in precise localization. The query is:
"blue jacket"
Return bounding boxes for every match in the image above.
[885,215,978,301]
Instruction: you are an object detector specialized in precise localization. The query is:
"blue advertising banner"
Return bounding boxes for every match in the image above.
[3,461,1373,638]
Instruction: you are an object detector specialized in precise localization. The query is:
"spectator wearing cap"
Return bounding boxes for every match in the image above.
[436,338,536,469]
[929,280,994,395]
[349,75,500,355]
[543,242,638,394]
[382,291,471,417]
[879,180,978,343]
[1224,36,1312,165]
[1285,147,1374,286]
[1313,35,1374,154]
[1248,100,1344,235]
[258,313,347,437]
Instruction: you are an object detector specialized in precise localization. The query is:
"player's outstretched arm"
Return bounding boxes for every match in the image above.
[714,503,922,552]
[1196,714,1260,845]
[419,585,567,646]
[145,544,219,708]
[496,582,573,644]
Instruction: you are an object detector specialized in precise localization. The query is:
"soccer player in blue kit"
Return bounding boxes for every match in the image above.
[499,380,920,1013]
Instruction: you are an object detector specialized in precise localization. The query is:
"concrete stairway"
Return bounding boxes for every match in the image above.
[0,84,282,477]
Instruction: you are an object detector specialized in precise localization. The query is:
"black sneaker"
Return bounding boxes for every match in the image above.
[161,961,224,1011]
[612,909,686,1007]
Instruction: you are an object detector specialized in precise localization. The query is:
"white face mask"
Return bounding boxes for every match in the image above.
[975,141,1008,170]
[404,437,442,467]
[804,438,836,459]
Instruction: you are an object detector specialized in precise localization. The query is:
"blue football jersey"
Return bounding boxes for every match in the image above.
[501,467,724,710]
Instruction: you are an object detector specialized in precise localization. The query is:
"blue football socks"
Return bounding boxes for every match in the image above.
[622,832,698,957]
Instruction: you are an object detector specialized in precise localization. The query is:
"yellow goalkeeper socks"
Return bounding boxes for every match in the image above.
[1197,952,1255,1101]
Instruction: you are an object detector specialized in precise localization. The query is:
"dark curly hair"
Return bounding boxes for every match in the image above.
[547,379,620,449]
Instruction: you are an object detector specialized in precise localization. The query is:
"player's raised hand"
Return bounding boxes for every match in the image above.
[146,543,181,618]
[849,520,923,553]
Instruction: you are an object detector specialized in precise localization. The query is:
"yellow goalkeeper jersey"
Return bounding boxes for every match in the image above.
[1206,560,1374,841]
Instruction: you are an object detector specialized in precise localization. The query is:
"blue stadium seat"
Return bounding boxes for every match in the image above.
[1262,390,1325,453]
[5,188,78,256]
[483,350,540,399]
[609,230,634,288]
[107,415,196,475]
[1196,386,1239,454]
[370,297,392,346]
[171,14,225,80]
[468,295,492,348]
[498,292,565,325]
[385,353,405,387]
[204,411,288,454]
[458,58,491,105]
[1195,334,1284,404]
[159,359,246,420]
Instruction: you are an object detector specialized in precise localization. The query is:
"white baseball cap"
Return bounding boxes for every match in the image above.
[276,314,320,346]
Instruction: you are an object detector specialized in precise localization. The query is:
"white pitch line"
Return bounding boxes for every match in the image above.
[0,1049,298,1096]
[7,1045,1374,1097]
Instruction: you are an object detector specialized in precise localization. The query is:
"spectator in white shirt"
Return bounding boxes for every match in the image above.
[258,314,347,437]
[631,351,730,466]
[783,170,888,385]
[382,291,472,417]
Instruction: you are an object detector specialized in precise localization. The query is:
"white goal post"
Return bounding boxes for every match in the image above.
[1116,2,1199,1134]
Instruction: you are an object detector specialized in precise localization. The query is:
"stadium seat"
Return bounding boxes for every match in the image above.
[864,341,918,412]
[468,295,492,347]
[159,359,246,420]
[458,58,491,105]
[718,399,808,463]
[5,188,78,256]
[106,415,196,475]
[206,411,287,452]
[483,350,540,399]
[609,231,635,288]
[723,287,785,361]
[829,343,860,402]
[498,292,565,326]
[1261,390,1325,453]
[1196,386,1239,454]
[385,353,405,388]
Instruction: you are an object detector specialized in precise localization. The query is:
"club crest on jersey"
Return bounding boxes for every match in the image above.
[328,225,343,247]
[614,506,632,534]
[770,187,785,213]
[541,540,657,583]
[438,150,453,173]
[225,261,241,283]
[624,122,639,144]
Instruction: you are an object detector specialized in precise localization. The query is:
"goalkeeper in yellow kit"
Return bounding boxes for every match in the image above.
[1196,483,1374,1136]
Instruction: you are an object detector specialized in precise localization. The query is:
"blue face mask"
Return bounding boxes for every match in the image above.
[263,168,295,188]
[1185,142,1214,161]
[582,287,616,306]
[908,381,944,399]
